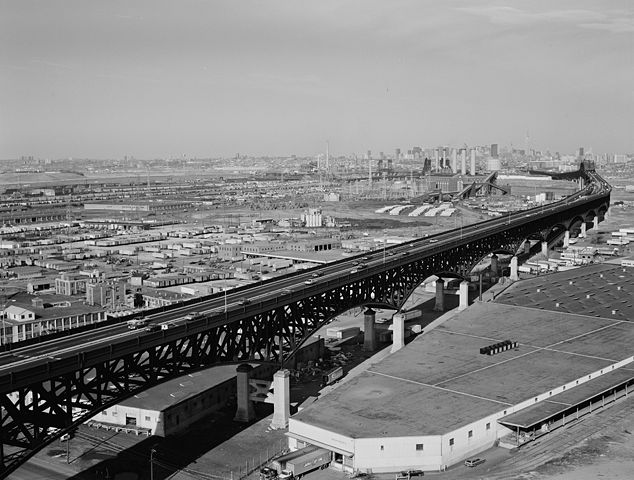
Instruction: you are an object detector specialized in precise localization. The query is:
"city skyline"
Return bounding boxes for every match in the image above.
[1,0,633,159]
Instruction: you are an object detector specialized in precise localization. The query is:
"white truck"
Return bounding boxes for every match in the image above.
[270,446,330,479]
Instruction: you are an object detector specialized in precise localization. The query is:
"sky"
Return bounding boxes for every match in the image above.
[0,0,633,159]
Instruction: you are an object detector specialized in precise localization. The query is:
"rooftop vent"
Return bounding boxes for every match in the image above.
[612,310,617,315]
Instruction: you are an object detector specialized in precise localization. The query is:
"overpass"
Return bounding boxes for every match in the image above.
[0,167,611,477]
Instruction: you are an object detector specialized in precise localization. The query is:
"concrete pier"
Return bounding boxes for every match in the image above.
[510,256,519,281]
[459,281,469,311]
[391,312,405,353]
[271,369,290,429]
[434,279,445,312]
[234,364,255,423]
[363,308,377,352]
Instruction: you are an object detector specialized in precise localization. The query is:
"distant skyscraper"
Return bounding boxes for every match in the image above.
[461,149,467,175]
[395,148,401,160]
[578,147,585,159]
[490,143,499,158]
[470,149,476,175]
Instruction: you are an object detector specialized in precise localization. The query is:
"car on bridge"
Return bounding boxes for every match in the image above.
[238,298,251,306]
[127,319,148,330]
[184,312,202,321]
[161,322,176,330]
[145,324,161,332]
[304,279,314,285]
[311,272,322,278]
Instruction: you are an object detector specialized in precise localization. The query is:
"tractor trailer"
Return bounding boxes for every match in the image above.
[270,446,330,479]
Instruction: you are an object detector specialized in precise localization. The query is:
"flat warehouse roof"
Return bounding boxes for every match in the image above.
[121,364,246,411]
[499,367,634,429]
[496,263,634,321]
[292,264,634,439]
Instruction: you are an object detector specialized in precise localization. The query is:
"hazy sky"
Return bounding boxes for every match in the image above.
[1,0,632,159]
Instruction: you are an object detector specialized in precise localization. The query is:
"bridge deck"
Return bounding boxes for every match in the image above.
[293,266,634,438]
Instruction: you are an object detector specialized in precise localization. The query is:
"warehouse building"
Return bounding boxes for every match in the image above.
[287,264,634,474]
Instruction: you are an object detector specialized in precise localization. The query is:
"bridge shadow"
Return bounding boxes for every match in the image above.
[64,402,273,480]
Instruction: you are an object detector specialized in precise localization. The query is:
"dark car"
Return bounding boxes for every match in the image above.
[145,324,160,332]
[400,470,424,478]
[259,467,277,480]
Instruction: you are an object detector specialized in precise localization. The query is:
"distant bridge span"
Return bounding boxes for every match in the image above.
[0,167,611,477]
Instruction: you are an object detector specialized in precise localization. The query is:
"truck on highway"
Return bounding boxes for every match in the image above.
[127,319,148,329]
[270,446,330,479]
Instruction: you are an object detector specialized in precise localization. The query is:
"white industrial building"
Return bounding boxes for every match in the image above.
[286,267,634,474]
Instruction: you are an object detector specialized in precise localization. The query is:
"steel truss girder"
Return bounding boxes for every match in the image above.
[0,195,609,477]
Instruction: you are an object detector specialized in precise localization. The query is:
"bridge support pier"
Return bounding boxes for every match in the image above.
[234,364,255,423]
[564,230,570,248]
[593,217,599,230]
[510,256,519,281]
[434,279,445,312]
[391,312,405,353]
[490,254,499,279]
[458,281,469,311]
[271,369,290,429]
[580,222,587,238]
[363,308,377,351]
[541,241,549,259]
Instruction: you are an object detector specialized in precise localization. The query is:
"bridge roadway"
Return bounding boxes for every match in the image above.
[0,174,609,385]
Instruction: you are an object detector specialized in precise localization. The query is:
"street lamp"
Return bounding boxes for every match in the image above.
[224,276,228,313]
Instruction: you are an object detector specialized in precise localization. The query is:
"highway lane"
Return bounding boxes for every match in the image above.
[0,173,609,374]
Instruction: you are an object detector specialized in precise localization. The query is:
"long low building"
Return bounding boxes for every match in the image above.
[287,263,634,474]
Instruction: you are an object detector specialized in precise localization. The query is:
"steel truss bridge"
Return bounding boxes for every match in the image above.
[0,165,610,477]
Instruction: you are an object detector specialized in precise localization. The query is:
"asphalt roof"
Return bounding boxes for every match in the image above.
[120,364,246,411]
[292,263,634,439]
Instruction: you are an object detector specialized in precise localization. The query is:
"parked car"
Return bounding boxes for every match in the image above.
[399,470,424,478]
[465,458,485,467]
